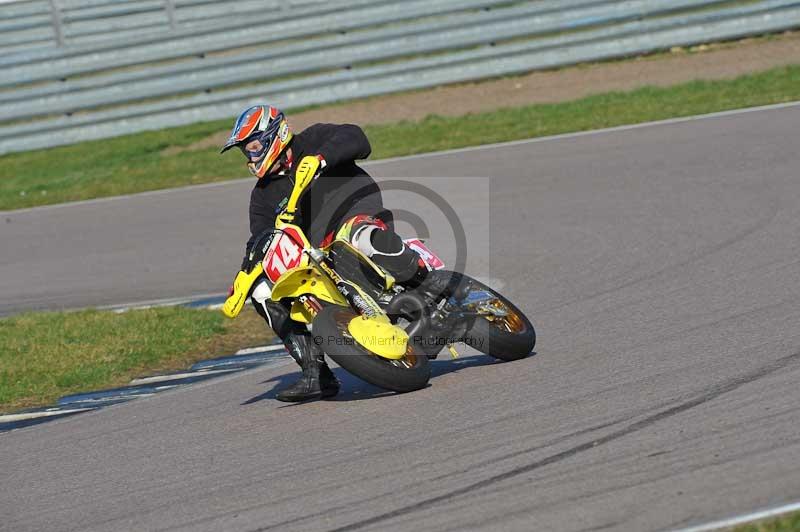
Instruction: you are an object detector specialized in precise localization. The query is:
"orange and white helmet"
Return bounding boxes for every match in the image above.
[221,105,293,178]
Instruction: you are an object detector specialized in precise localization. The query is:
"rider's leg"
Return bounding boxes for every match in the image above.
[345,216,426,284]
[277,333,339,402]
[250,281,339,401]
[347,216,467,300]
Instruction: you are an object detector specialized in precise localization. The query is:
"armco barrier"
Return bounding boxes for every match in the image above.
[1,0,799,154]
[0,0,516,74]
[4,0,738,118]
[0,0,335,50]
[0,0,476,61]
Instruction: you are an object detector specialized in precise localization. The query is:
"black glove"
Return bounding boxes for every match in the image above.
[241,229,277,272]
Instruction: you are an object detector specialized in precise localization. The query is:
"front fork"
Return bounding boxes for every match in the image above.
[398,288,502,359]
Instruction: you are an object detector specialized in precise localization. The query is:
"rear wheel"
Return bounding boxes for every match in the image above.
[313,306,430,392]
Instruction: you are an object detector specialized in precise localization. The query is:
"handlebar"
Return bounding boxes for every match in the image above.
[277,155,325,226]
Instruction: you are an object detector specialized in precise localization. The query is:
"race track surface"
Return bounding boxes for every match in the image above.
[2,105,800,531]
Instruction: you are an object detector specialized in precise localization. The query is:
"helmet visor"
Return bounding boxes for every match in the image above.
[240,139,269,162]
[231,117,292,178]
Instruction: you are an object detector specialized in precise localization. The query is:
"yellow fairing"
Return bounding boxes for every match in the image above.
[325,239,395,291]
[270,267,347,306]
[222,265,263,318]
[290,300,315,324]
[347,315,409,359]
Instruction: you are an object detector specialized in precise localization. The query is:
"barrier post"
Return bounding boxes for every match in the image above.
[48,0,65,47]
[165,0,177,29]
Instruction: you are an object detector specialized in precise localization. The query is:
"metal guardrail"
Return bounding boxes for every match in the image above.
[0,0,336,48]
[0,1,542,101]
[1,0,799,154]
[0,0,362,55]
[0,0,361,56]
[4,0,691,111]
[0,0,514,70]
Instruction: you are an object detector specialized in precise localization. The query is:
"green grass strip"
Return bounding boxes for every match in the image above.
[2,64,800,211]
[734,511,800,531]
[0,306,231,413]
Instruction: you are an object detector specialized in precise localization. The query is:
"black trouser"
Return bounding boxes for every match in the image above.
[338,214,423,285]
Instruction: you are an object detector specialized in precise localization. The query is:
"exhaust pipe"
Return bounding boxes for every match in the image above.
[385,291,430,339]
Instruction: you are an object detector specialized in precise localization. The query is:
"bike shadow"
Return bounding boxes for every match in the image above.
[242,370,396,405]
[241,372,302,405]
[332,355,505,402]
[429,354,501,378]
[242,353,532,405]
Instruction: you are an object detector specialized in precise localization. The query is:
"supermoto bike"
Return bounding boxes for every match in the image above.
[221,156,536,393]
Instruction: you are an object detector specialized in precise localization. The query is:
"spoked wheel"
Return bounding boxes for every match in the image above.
[313,306,430,392]
[432,270,536,362]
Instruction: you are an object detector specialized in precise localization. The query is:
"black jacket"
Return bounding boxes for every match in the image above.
[247,123,390,251]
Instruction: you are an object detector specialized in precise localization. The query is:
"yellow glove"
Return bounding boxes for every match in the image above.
[221,264,263,318]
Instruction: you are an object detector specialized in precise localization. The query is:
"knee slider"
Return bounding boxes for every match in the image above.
[370,227,404,255]
[351,223,421,282]
[250,282,294,339]
[351,224,379,257]
[251,279,272,306]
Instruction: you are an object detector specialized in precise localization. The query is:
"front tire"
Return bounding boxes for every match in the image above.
[432,271,535,362]
[313,306,430,393]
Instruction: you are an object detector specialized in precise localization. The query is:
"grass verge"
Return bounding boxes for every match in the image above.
[0,305,271,414]
[734,511,800,531]
[2,64,800,211]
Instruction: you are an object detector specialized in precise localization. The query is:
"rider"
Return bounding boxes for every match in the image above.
[221,105,438,402]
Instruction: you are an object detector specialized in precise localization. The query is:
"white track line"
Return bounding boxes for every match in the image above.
[102,292,226,313]
[4,100,800,216]
[674,501,800,532]
[0,178,247,215]
[234,345,286,355]
[366,100,800,165]
[0,407,95,423]
[129,368,239,385]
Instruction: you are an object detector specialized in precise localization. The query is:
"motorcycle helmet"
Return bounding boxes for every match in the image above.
[220,105,293,178]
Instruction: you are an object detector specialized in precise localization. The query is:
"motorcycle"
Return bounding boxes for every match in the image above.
[221,157,535,393]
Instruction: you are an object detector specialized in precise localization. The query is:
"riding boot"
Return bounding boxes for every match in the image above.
[318,361,340,396]
[276,333,340,402]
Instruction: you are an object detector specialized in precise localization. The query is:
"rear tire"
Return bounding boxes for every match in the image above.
[313,306,430,393]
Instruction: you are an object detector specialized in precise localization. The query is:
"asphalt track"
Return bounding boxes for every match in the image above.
[2,104,800,531]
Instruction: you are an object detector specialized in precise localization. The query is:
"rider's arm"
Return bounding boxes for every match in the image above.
[309,123,372,168]
[244,186,278,266]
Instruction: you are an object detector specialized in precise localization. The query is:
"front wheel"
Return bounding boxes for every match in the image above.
[435,271,536,362]
[313,306,430,393]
